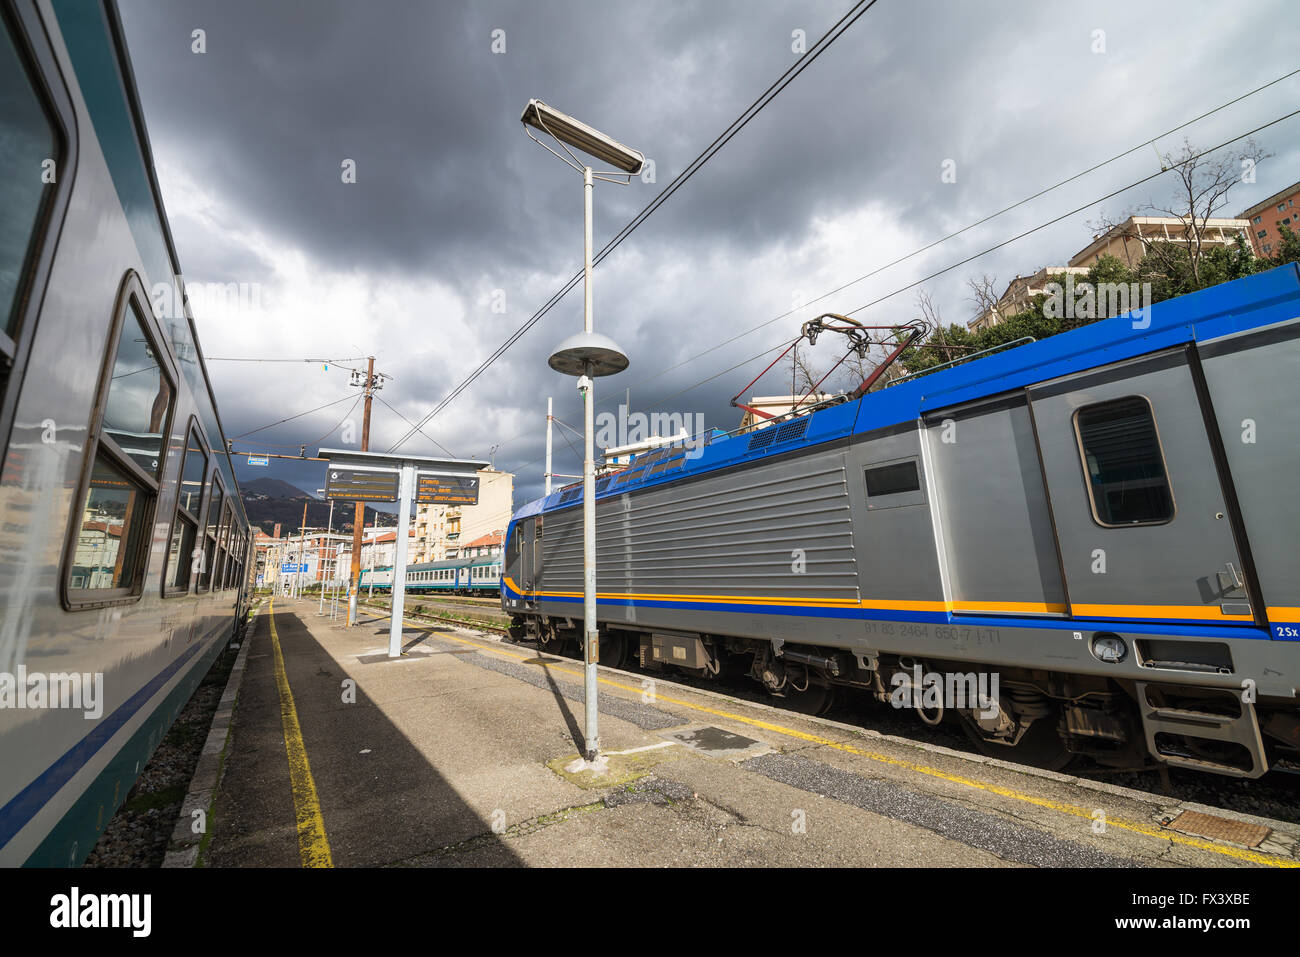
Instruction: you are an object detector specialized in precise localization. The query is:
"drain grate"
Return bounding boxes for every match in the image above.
[1164,810,1272,847]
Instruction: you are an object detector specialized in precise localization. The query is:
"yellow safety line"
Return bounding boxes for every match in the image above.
[268,599,333,868]
[383,609,1295,868]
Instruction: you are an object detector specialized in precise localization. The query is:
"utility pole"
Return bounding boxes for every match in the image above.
[296,499,308,599]
[545,396,553,495]
[348,356,376,626]
[317,490,334,615]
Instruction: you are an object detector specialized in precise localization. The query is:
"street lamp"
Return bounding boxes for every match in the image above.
[523,98,642,764]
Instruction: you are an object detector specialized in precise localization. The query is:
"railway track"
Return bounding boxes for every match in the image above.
[360,599,509,636]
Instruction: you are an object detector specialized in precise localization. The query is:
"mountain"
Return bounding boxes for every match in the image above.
[239,478,381,537]
[242,477,312,499]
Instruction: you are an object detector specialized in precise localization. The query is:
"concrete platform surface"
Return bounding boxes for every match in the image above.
[205,598,1300,868]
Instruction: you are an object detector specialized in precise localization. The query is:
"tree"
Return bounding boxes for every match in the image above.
[966,274,1000,327]
[1092,137,1271,292]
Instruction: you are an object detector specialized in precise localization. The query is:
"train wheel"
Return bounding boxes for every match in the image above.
[782,683,836,717]
[960,716,1076,772]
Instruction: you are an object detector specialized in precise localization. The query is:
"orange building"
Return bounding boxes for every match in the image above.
[1239,181,1300,257]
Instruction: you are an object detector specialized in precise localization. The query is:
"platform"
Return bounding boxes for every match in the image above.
[204,599,1299,868]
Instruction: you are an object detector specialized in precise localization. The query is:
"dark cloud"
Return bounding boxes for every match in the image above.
[117,0,1300,507]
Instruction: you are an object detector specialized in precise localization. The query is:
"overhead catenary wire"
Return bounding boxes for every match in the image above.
[386,0,884,452]
[232,394,355,440]
[373,394,458,458]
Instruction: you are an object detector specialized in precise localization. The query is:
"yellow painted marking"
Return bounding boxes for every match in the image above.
[381,609,1295,868]
[1072,602,1254,622]
[951,600,1067,615]
[1267,607,1300,620]
[268,599,333,868]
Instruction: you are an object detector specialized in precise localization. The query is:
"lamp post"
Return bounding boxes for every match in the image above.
[522,99,642,763]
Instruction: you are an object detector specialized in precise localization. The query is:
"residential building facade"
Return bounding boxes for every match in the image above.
[1239,181,1300,257]
[1068,216,1251,270]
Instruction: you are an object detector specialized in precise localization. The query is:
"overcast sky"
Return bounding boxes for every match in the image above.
[116,0,1300,509]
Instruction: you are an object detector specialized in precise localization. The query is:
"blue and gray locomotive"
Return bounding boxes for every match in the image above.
[504,264,1300,779]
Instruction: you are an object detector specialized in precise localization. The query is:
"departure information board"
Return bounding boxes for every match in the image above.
[324,467,400,502]
[416,473,479,505]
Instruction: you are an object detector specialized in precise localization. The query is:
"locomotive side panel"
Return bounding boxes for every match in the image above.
[846,423,945,608]
[529,445,865,649]
[1028,347,1251,623]
[922,395,1066,617]
[1198,318,1300,639]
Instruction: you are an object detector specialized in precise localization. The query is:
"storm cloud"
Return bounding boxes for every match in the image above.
[117,0,1300,505]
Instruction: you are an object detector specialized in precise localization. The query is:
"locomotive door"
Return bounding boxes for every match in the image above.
[1028,347,1254,625]
[519,518,536,607]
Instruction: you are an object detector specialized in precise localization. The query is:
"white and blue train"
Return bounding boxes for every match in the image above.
[0,0,254,865]
[361,556,503,596]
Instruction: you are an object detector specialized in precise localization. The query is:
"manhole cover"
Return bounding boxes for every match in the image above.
[1165,810,1272,847]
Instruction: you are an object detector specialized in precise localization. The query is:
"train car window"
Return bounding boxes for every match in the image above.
[164,424,207,595]
[1075,396,1174,526]
[0,11,56,346]
[64,288,176,605]
[216,503,232,589]
[198,476,224,591]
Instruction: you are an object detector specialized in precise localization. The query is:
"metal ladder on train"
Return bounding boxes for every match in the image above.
[1135,681,1268,778]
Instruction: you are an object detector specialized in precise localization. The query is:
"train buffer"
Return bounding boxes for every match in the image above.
[201,599,1300,869]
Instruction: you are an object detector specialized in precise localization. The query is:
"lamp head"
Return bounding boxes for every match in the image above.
[522,99,644,174]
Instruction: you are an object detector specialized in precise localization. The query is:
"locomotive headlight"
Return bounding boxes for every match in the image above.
[1091,633,1127,664]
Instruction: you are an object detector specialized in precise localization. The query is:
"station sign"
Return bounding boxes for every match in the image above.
[325,467,400,502]
[281,562,307,573]
[247,455,269,466]
[416,472,479,505]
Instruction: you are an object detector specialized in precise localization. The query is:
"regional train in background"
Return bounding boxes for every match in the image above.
[0,0,255,865]
[361,556,503,596]
[504,264,1300,780]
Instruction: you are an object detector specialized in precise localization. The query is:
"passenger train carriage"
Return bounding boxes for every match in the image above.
[0,0,254,865]
[361,557,503,596]
[504,264,1300,779]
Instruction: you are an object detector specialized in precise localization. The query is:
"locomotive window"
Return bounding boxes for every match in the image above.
[0,10,57,343]
[64,284,176,606]
[865,460,920,496]
[1074,396,1174,527]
